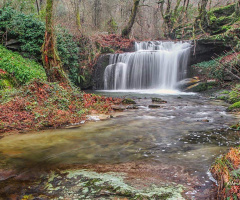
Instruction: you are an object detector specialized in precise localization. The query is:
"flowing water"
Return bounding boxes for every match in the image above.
[104,41,191,90]
[0,92,239,199]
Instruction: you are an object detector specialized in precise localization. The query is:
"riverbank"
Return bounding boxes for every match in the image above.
[0,79,122,135]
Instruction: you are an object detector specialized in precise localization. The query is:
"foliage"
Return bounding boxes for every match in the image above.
[57,28,80,85]
[0,6,81,85]
[0,79,122,133]
[0,45,46,85]
[211,147,240,200]
[192,59,224,81]
[227,101,240,112]
[0,69,16,89]
[0,6,45,60]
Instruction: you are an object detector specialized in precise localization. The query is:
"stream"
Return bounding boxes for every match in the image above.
[0,91,239,199]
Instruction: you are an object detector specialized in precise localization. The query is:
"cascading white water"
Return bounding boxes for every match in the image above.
[104,41,191,90]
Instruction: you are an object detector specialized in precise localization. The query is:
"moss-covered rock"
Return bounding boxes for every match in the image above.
[152,98,167,104]
[42,169,185,199]
[227,101,240,112]
[122,98,136,104]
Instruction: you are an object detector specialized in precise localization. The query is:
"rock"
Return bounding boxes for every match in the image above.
[152,98,167,104]
[126,105,139,109]
[148,105,161,108]
[122,98,136,104]
[92,54,111,90]
[112,105,125,111]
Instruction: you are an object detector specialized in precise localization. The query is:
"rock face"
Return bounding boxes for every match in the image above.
[92,54,111,90]
[189,39,229,66]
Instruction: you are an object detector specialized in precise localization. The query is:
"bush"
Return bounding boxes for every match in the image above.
[57,28,80,85]
[0,6,80,85]
[0,6,45,60]
[0,45,46,85]
[193,59,224,81]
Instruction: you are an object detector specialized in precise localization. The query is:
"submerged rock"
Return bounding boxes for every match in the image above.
[126,105,139,109]
[149,105,161,108]
[122,98,136,104]
[112,105,126,111]
[152,98,167,104]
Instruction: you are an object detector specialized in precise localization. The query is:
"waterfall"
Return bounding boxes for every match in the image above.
[104,41,191,90]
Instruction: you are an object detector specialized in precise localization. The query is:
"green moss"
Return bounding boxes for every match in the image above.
[227,101,240,111]
[211,3,236,18]
[122,98,136,104]
[44,170,185,199]
[220,90,230,94]
[100,46,115,54]
[229,84,240,103]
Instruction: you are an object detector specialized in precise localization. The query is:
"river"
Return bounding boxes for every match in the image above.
[0,91,239,199]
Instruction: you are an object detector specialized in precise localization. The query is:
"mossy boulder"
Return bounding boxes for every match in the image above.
[152,98,167,104]
[122,98,136,104]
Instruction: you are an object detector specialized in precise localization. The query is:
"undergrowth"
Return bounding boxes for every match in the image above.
[0,79,121,134]
[0,45,46,85]
[211,147,240,200]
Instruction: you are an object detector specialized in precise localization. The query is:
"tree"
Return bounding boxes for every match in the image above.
[193,0,209,37]
[93,0,102,30]
[42,0,69,84]
[121,0,141,38]
[70,0,82,31]
[158,0,190,39]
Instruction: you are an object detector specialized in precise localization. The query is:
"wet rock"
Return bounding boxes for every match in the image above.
[149,105,161,108]
[126,105,139,109]
[122,98,136,104]
[152,98,167,104]
[112,105,126,111]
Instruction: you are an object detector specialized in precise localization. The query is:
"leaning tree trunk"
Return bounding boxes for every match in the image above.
[42,0,69,84]
[121,0,141,38]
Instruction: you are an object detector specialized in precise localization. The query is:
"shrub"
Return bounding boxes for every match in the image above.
[0,7,80,85]
[0,6,45,60]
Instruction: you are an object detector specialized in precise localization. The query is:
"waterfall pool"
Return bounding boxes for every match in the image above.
[0,92,239,199]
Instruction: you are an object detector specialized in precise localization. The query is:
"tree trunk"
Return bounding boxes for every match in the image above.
[42,0,69,84]
[193,0,209,38]
[235,0,240,17]
[76,0,82,30]
[121,0,141,38]
[93,0,102,29]
[36,0,40,15]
